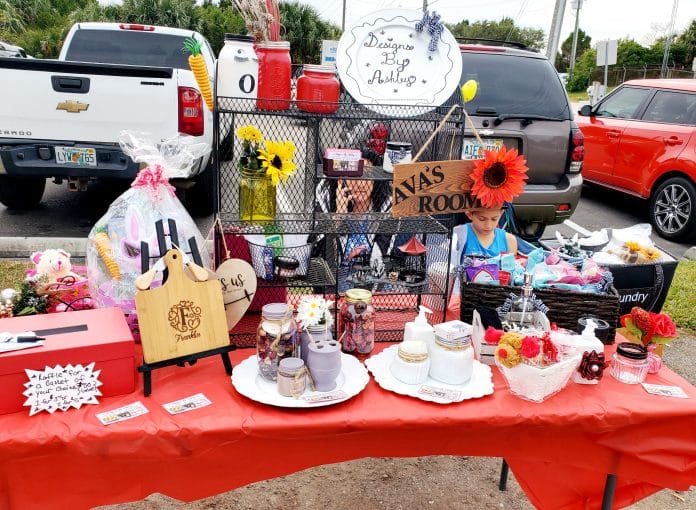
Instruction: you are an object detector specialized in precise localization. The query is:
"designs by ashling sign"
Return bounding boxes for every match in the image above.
[391,160,476,217]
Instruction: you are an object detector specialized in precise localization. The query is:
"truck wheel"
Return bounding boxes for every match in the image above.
[650,176,696,241]
[517,222,546,242]
[185,161,218,217]
[0,176,46,209]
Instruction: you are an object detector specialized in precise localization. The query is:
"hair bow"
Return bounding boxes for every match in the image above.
[415,10,444,52]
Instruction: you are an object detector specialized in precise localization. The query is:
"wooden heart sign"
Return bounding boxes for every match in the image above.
[215,258,257,331]
[135,249,229,364]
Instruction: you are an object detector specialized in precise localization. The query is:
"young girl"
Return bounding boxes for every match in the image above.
[460,206,518,259]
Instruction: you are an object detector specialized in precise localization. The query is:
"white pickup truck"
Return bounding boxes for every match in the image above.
[0,22,217,215]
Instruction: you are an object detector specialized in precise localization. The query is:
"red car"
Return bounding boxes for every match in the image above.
[576,79,696,241]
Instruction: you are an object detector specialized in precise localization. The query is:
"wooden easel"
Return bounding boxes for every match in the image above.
[135,219,235,396]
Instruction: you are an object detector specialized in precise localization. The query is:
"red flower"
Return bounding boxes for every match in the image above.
[484,326,504,345]
[578,350,606,381]
[520,336,541,358]
[470,145,529,208]
[541,333,559,363]
[369,123,389,140]
[367,138,386,155]
[652,313,677,339]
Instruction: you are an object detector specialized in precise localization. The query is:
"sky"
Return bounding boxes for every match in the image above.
[301,0,696,49]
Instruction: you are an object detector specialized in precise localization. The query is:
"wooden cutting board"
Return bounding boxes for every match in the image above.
[135,249,229,364]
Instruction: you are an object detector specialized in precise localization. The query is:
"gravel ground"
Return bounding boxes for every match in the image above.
[97,334,696,510]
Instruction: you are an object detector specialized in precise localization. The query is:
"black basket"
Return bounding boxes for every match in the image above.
[459,274,621,344]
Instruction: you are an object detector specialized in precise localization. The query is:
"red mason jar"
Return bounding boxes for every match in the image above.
[256,41,292,111]
[296,64,340,114]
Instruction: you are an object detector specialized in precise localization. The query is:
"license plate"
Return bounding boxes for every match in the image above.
[55,147,97,166]
[462,138,503,160]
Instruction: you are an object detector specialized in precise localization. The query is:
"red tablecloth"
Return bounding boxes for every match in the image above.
[0,341,695,510]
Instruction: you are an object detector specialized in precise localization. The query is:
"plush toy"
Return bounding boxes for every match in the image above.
[30,249,82,286]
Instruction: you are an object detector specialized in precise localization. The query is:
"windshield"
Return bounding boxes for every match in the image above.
[63,29,191,70]
[461,52,570,120]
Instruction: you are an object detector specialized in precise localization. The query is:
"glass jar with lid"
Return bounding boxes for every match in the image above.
[339,289,375,354]
[256,302,298,380]
[610,342,649,384]
[256,41,292,111]
[296,64,340,114]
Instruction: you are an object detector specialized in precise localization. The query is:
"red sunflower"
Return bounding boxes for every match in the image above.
[470,145,529,208]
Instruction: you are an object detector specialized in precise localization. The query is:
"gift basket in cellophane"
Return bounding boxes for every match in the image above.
[86,132,212,340]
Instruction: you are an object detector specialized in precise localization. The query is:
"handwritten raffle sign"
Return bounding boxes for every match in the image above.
[392,160,475,217]
[23,363,102,416]
[336,9,462,116]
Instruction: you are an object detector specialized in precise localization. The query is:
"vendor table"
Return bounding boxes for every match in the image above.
[1,340,695,510]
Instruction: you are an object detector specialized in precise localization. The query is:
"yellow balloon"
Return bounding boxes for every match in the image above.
[461,80,478,103]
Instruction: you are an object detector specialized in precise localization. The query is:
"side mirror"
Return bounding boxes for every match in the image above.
[578,104,593,116]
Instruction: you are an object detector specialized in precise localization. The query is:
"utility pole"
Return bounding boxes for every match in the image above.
[661,0,679,78]
[569,0,584,74]
[546,0,567,63]
[342,0,346,31]
[423,0,428,11]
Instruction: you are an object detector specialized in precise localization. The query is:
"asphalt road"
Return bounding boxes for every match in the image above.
[0,179,690,258]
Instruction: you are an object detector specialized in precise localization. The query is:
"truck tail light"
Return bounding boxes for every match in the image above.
[178,87,204,137]
[119,24,155,31]
[569,127,584,173]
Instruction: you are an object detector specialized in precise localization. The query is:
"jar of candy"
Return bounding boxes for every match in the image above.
[339,289,375,354]
[296,64,340,114]
[610,342,649,384]
[256,302,298,380]
[256,41,292,111]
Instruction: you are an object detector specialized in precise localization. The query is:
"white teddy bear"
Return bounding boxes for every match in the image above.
[30,249,82,285]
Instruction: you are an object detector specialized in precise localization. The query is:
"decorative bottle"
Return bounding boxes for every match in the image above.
[256,41,292,111]
[339,289,375,355]
[256,303,298,381]
[504,272,537,329]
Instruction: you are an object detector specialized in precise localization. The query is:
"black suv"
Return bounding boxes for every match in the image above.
[456,42,583,238]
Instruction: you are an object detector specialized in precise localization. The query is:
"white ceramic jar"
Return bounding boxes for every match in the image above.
[429,334,474,385]
[390,340,430,385]
[216,34,258,99]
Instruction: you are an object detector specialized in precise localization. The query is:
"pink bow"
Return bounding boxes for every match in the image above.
[131,164,175,200]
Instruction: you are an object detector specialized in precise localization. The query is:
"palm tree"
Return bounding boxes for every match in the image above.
[119,0,200,30]
[0,0,27,34]
[279,1,340,64]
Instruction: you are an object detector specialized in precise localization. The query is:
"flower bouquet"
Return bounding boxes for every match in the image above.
[296,296,335,363]
[492,328,582,402]
[235,124,297,221]
[618,306,678,372]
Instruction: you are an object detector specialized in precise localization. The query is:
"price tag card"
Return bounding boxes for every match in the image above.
[163,393,212,415]
[96,401,150,425]
[418,385,462,402]
[302,391,347,404]
[641,383,689,399]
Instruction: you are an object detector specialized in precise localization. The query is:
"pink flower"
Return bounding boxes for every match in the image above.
[484,326,504,345]
[520,336,541,358]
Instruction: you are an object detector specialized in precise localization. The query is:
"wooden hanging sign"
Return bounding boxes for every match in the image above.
[391,160,476,217]
[135,249,230,364]
[214,258,257,331]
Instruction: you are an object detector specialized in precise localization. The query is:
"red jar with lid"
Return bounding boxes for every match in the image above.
[256,41,292,111]
[296,64,340,114]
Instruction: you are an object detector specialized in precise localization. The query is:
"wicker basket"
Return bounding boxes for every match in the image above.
[496,353,582,402]
[459,275,620,343]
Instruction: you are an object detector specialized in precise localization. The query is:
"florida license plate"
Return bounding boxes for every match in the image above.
[55,147,97,166]
[462,138,503,160]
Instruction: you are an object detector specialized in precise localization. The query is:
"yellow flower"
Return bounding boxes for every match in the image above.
[640,247,661,261]
[624,241,642,253]
[495,342,522,368]
[258,140,297,186]
[500,332,523,350]
[235,124,263,143]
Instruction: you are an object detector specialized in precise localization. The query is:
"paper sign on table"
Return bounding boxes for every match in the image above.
[163,393,212,414]
[23,362,102,416]
[642,383,689,398]
[418,385,462,402]
[96,401,150,425]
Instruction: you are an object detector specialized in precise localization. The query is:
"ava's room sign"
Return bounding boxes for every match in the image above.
[391,160,475,217]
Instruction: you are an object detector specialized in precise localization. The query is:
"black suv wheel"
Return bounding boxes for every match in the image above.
[0,175,46,209]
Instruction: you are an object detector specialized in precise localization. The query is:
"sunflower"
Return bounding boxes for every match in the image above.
[470,145,529,208]
[235,125,263,144]
[624,241,642,253]
[258,140,297,185]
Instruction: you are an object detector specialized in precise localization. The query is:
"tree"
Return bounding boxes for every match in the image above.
[555,28,591,72]
[279,2,340,64]
[677,19,696,63]
[198,3,245,55]
[118,0,199,30]
[566,48,595,92]
[448,17,545,51]
[0,0,26,34]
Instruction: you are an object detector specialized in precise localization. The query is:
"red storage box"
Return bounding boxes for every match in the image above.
[0,307,136,415]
